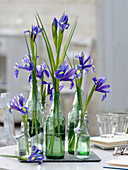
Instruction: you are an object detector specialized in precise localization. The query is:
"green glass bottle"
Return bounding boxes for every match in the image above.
[68,88,81,154]
[45,93,65,159]
[18,122,30,156]
[26,82,44,153]
[74,110,90,159]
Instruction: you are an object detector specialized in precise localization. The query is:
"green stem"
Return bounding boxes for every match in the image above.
[0,155,28,161]
[0,155,43,163]
[83,84,96,113]
[22,115,29,155]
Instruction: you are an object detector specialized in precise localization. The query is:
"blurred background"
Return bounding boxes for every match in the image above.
[0,0,128,135]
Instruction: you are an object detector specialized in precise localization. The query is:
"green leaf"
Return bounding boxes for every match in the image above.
[34,41,38,63]
[66,53,72,68]
[56,29,63,68]
[52,23,57,51]
[24,34,31,61]
[60,17,77,65]
[0,154,28,161]
[35,13,55,73]
[42,58,53,78]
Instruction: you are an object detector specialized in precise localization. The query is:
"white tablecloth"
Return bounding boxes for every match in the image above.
[0,144,116,170]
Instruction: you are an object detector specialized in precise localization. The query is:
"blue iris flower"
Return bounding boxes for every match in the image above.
[92,76,112,102]
[75,52,95,76]
[14,54,34,81]
[36,64,50,79]
[54,61,75,89]
[7,93,28,115]
[27,145,44,164]
[24,25,42,42]
[58,13,70,33]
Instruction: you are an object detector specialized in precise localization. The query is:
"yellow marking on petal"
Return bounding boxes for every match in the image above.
[95,81,97,84]
[76,70,80,74]
[92,65,95,68]
[61,22,64,24]
[45,81,49,84]
[34,31,36,34]
[8,106,11,110]
[27,63,30,67]
[22,107,26,112]
[59,71,64,75]
[79,54,81,57]
[32,157,35,160]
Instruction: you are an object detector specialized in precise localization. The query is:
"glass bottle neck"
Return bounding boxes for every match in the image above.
[73,89,82,108]
[50,92,61,117]
[21,122,29,134]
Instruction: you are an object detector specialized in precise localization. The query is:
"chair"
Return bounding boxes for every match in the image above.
[0,93,16,145]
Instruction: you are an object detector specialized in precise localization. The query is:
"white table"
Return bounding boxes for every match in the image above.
[0,144,116,170]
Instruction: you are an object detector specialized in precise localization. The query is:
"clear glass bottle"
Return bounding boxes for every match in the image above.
[18,122,30,156]
[68,88,81,154]
[74,110,90,159]
[45,93,65,159]
[26,82,44,153]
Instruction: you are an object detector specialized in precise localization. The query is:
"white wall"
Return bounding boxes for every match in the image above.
[98,0,128,112]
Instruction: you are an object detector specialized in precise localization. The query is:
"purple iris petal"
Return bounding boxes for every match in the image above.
[83,54,91,65]
[70,80,74,89]
[32,145,41,154]
[58,13,70,32]
[18,93,24,107]
[21,106,28,114]
[41,81,53,102]
[36,65,43,78]
[41,80,49,85]
[62,68,75,79]
[92,76,112,102]
[101,93,107,102]
[84,69,89,75]
[76,69,82,78]
[54,62,75,89]
[14,69,19,78]
[12,97,19,107]
[36,64,49,79]
[28,73,32,83]
[52,17,58,30]
[59,84,64,91]
[58,60,69,72]
[44,69,49,78]
[50,94,53,102]
[77,64,82,70]
[54,70,65,79]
